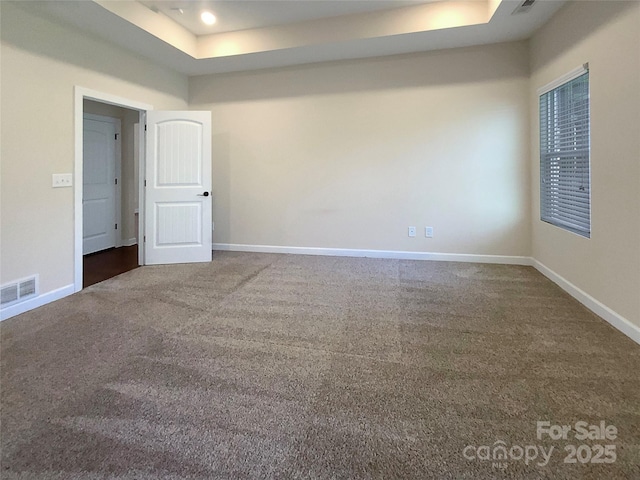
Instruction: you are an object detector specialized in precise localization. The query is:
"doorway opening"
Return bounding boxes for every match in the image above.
[74,87,152,292]
[82,101,139,287]
[75,88,212,292]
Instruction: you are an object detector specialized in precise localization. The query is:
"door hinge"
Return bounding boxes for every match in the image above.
[115,223,118,230]
[143,235,146,242]
[144,124,147,131]
[115,178,118,185]
[115,133,119,140]
[144,180,147,187]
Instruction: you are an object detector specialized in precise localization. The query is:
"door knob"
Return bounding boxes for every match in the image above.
[197,192,209,197]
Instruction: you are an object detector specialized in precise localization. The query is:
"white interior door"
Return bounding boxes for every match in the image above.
[83,114,119,255]
[144,111,212,265]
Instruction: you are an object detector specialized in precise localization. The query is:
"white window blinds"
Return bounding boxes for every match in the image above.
[539,67,590,238]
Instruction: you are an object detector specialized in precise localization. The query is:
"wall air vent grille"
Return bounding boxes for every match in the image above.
[513,0,535,14]
[1,285,18,305]
[1,276,38,307]
[19,278,37,297]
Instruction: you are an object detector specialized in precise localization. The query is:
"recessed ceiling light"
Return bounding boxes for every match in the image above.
[200,11,216,25]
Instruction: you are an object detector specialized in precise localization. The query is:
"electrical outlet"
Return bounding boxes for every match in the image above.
[408,226,416,237]
[425,226,434,238]
[52,173,73,188]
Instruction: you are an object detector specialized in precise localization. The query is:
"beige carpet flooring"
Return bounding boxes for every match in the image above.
[1,252,639,479]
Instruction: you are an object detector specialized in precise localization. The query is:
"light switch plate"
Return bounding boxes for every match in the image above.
[52,173,73,188]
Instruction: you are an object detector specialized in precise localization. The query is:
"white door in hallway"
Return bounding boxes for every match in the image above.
[83,114,119,255]
[144,111,212,265]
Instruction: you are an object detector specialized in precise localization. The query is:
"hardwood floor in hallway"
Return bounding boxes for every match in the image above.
[83,245,139,288]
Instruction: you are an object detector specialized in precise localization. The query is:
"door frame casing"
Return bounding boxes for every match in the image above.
[74,87,152,293]
[82,113,122,253]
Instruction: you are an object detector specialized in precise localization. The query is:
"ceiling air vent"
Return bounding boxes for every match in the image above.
[1,275,38,307]
[513,0,536,14]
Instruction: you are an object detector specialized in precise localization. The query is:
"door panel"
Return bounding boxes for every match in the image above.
[83,117,117,255]
[156,121,203,186]
[145,111,212,265]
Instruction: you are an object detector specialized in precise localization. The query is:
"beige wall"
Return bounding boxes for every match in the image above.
[83,100,140,244]
[530,1,640,326]
[190,42,531,255]
[0,2,188,294]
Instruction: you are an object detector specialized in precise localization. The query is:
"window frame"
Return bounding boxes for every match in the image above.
[538,64,591,238]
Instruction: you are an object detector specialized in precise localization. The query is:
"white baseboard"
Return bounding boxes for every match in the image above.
[213,243,532,265]
[122,237,137,247]
[532,260,640,345]
[0,284,75,322]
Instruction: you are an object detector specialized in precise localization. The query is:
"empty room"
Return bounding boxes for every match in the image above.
[1,0,639,478]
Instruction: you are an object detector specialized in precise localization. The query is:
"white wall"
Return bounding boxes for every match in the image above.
[190,42,531,256]
[0,2,188,297]
[529,1,640,329]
